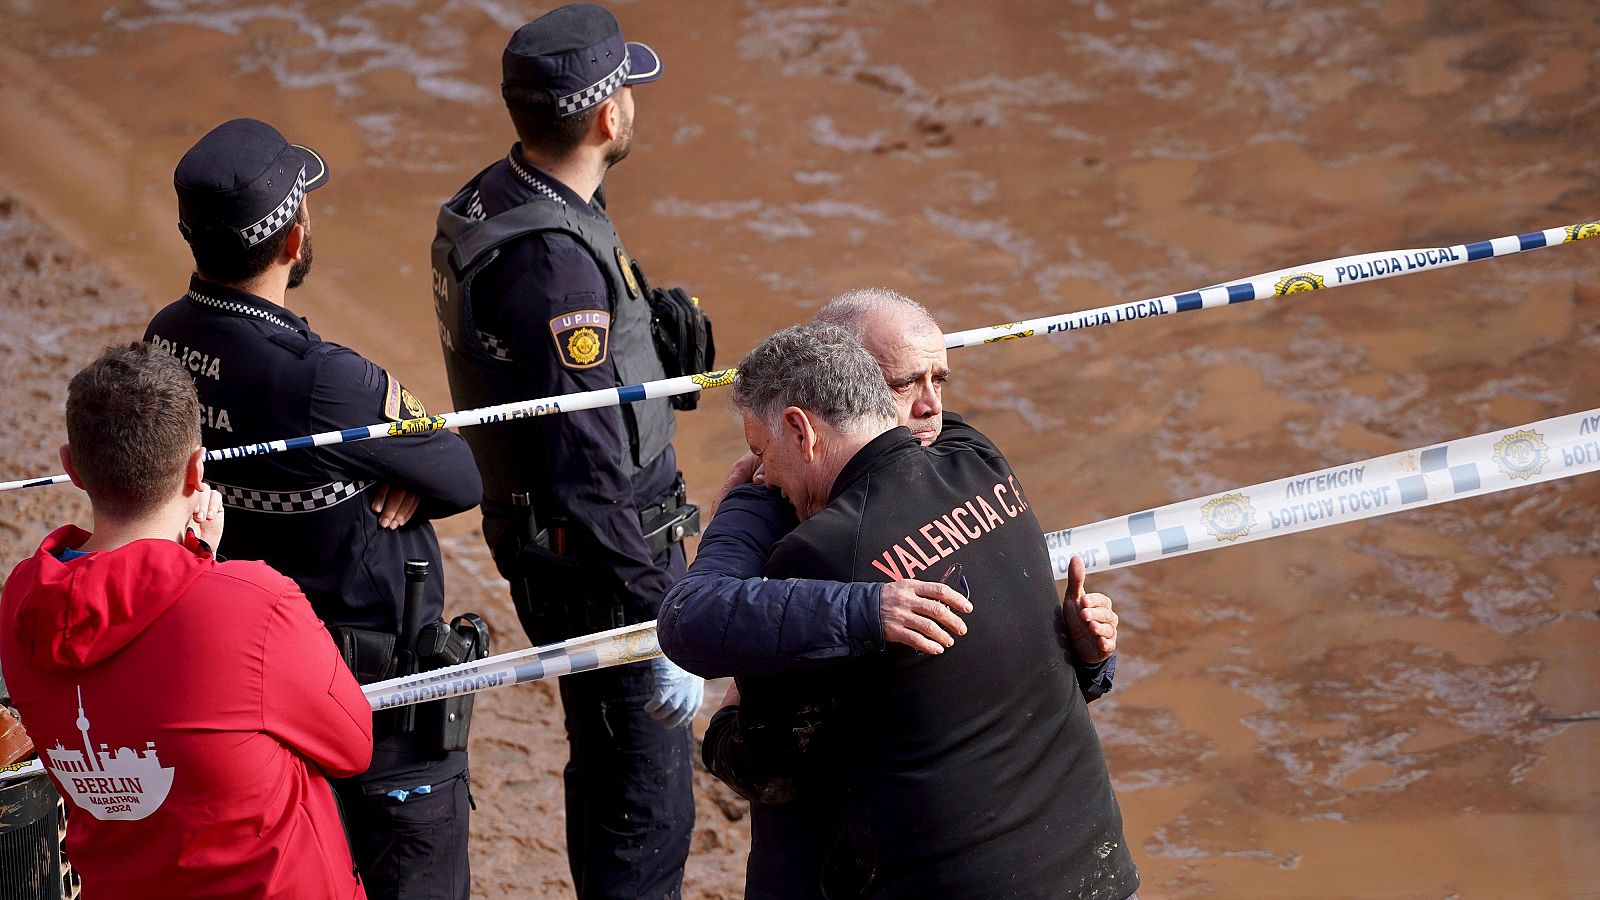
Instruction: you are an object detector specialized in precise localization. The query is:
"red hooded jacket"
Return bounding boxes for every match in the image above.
[0,525,373,899]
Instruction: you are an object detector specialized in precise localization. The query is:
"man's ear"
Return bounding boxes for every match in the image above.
[596,95,622,142]
[782,407,820,462]
[183,447,206,496]
[59,443,86,490]
[282,221,305,265]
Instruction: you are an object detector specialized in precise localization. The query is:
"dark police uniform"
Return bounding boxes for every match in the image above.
[430,8,695,898]
[707,420,1140,899]
[146,118,482,900]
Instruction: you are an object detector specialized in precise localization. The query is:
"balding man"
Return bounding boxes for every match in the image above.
[815,288,949,444]
[659,289,1117,693]
[700,323,1139,899]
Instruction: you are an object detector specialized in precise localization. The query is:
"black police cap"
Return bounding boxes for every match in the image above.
[174,118,329,249]
[502,3,663,118]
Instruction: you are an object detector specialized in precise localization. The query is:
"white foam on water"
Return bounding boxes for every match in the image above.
[101,1,494,105]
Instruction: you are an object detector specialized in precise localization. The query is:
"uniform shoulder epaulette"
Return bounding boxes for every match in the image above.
[267,331,322,359]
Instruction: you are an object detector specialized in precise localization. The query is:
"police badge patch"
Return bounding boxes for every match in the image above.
[550,309,611,369]
[615,248,641,299]
[383,373,428,421]
[383,372,405,421]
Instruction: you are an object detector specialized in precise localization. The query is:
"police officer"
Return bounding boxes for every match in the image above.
[145,118,483,900]
[430,5,704,898]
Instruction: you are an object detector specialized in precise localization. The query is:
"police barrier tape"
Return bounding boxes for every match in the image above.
[942,218,1600,348]
[1,218,1594,493]
[6,409,1597,785]
[0,621,662,785]
[1043,406,1600,576]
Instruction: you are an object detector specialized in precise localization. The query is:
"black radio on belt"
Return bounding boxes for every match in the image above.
[636,475,700,557]
[630,259,715,411]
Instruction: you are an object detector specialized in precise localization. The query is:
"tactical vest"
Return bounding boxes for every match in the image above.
[432,167,675,506]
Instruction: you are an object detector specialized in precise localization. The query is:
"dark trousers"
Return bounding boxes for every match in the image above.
[334,727,471,900]
[559,662,695,899]
[485,517,695,899]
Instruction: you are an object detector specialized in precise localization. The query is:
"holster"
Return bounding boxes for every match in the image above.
[415,614,491,753]
[636,474,701,558]
[491,477,701,644]
[329,615,491,755]
[632,258,715,411]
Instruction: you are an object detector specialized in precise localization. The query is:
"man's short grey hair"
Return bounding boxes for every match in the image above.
[732,323,898,434]
[814,287,939,337]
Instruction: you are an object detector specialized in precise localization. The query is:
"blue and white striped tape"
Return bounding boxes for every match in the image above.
[942,219,1599,348]
[1044,406,1600,576]
[7,409,1598,786]
[2,219,1593,493]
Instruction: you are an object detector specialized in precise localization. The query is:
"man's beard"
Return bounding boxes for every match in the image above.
[287,232,314,289]
[603,115,634,169]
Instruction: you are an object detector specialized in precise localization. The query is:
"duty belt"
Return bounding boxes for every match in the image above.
[488,475,700,559]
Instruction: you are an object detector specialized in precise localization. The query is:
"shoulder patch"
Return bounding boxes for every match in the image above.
[383,372,404,421]
[549,309,611,369]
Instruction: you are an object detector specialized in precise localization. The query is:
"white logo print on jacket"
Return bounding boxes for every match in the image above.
[42,687,174,821]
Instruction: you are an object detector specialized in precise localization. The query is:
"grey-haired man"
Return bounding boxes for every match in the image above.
[700,323,1139,899]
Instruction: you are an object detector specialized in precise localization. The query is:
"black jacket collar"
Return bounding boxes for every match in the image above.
[505,145,591,208]
[829,426,920,504]
[184,274,310,336]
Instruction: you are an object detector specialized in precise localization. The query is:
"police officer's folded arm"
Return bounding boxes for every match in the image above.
[309,347,482,517]
[659,484,880,679]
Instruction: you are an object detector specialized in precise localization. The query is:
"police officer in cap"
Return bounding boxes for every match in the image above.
[146,118,483,900]
[431,4,706,897]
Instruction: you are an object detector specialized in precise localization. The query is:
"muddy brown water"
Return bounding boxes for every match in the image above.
[2,2,1598,897]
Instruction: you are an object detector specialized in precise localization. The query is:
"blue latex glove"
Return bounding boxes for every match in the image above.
[645,655,705,729]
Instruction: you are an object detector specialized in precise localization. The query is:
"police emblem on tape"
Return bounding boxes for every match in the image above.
[979,321,1030,342]
[1564,220,1600,243]
[690,369,737,389]
[549,309,611,370]
[1274,273,1325,295]
[613,630,659,663]
[386,415,446,437]
[1200,492,1256,542]
[1491,429,1548,481]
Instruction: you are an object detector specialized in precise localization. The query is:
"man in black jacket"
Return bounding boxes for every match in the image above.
[660,288,1119,695]
[706,322,1139,900]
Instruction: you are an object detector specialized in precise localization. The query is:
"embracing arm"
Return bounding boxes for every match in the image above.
[658,484,881,678]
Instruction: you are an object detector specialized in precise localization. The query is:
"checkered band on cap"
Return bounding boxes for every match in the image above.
[240,167,306,247]
[557,55,631,117]
[214,478,372,514]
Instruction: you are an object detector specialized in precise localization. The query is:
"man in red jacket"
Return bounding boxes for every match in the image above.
[0,342,373,899]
